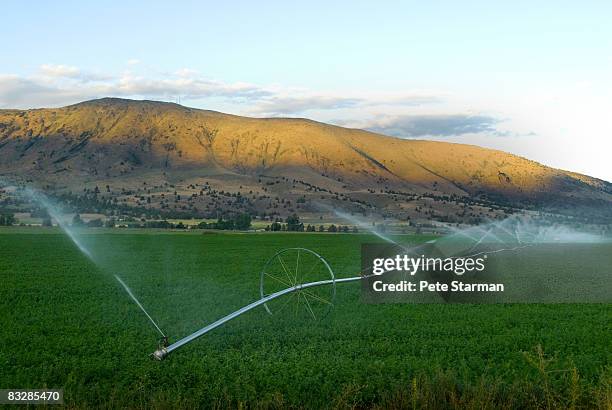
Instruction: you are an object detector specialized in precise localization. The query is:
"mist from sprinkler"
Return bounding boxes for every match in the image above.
[24,187,94,260]
[330,209,609,269]
[333,208,397,244]
[1,181,167,340]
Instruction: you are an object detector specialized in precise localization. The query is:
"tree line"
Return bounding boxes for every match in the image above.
[265,214,358,233]
[0,212,16,226]
[66,212,360,233]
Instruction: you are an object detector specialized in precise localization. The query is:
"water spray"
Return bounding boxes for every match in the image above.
[114,274,166,338]
[5,183,168,340]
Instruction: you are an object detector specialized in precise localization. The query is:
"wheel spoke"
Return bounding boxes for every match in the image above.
[294,291,301,317]
[274,291,297,314]
[302,289,334,306]
[302,293,317,320]
[277,254,294,285]
[294,249,300,284]
[264,271,292,289]
[297,256,319,286]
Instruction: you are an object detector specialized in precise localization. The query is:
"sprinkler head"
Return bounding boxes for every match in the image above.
[151,347,168,361]
[151,336,170,361]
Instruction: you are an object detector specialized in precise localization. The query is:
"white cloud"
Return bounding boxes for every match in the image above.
[249,95,363,115]
[0,65,445,116]
[364,114,502,138]
[0,68,271,108]
[0,75,92,107]
[175,68,199,77]
[39,64,81,79]
[247,93,442,117]
[38,64,113,83]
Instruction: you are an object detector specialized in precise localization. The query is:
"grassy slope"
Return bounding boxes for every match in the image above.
[0,230,610,408]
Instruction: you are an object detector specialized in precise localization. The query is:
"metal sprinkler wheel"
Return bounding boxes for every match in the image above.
[260,248,336,320]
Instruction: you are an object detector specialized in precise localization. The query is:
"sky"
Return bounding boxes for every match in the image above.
[1,1,611,181]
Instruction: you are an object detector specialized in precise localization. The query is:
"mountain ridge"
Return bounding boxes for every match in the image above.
[0,98,610,224]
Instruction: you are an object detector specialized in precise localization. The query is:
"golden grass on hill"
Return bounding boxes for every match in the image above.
[0,98,609,210]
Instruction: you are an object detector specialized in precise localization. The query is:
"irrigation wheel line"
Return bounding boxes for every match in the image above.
[152,242,433,360]
[152,232,529,360]
[152,247,362,360]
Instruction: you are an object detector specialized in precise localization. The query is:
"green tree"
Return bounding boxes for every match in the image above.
[0,213,15,226]
[234,213,252,230]
[145,220,172,229]
[286,214,303,231]
[214,217,234,230]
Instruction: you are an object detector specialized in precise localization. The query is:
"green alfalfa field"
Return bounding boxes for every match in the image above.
[0,228,610,409]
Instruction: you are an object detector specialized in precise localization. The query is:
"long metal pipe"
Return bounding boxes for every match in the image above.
[152,276,362,360]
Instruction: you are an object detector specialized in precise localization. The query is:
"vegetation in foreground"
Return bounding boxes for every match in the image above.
[0,230,609,408]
